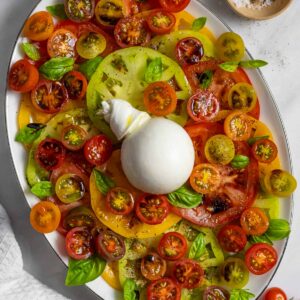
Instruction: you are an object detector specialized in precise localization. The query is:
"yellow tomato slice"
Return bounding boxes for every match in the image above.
[102,262,122,290]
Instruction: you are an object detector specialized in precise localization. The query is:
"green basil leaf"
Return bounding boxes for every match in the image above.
[15,123,46,144]
[93,169,115,195]
[239,59,268,69]
[31,181,54,198]
[192,17,207,31]
[266,219,291,241]
[168,185,202,208]
[39,57,75,81]
[230,289,255,300]
[189,232,205,260]
[46,4,68,19]
[247,135,269,146]
[219,61,239,72]
[230,155,250,169]
[79,56,103,80]
[65,256,106,286]
[22,43,41,61]
[199,70,213,90]
[248,234,273,245]
[144,58,163,83]
[123,278,137,300]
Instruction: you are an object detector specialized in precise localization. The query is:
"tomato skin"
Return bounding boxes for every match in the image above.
[8,59,39,93]
[176,37,204,66]
[141,252,167,280]
[264,288,287,300]
[63,71,88,100]
[203,286,230,300]
[65,0,95,23]
[252,139,278,164]
[147,9,176,34]
[61,125,88,151]
[147,278,181,300]
[245,243,278,275]
[159,0,191,12]
[106,187,134,215]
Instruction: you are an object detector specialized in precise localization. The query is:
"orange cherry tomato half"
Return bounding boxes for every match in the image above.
[141,252,167,281]
[144,81,177,116]
[61,125,88,151]
[264,288,287,300]
[146,9,176,35]
[65,0,95,23]
[159,0,191,12]
[217,224,247,253]
[8,59,39,93]
[30,201,61,233]
[252,139,278,164]
[63,71,88,100]
[240,207,269,236]
[23,11,54,41]
[245,243,278,275]
[176,37,204,66]
[158,232,187,261]
[106,187,135,215]
[147,278,181,300]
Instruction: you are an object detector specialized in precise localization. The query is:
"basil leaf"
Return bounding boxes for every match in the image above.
[65,256,106,286]
[79,56,103,80]
[22,43,40,61]
[168,185,202,208]
[230,289,255,300]
[144,58,163,83]
[189,232,205,260]
[93,169,115,195]
[248,234,273,245]
[266,219,291,241]
[239,59,268,69]
[219,61,239,72]
[247,135,269,146]
[192,17,207,31]
[39,57,75,81]
[31,181,54,198]
[199,70,213,90]
[230,155,249,169]
[46,4,68,19]
[15,123,46,144]
[123,278,137,300]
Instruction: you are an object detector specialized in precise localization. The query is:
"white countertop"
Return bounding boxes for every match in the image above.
[0,0,299,299]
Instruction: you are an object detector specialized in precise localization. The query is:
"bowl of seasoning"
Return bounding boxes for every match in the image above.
[226,0,292,20]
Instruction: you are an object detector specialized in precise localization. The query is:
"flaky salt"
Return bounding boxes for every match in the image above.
[232,0,275,9]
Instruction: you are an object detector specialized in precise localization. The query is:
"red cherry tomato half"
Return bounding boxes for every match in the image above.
[141,252,167,281]
[176,37,204,66]
[245,243,278,275]
[65,226,94,260]
[84,134,113,166]
[135,194,170,225]
[31,79,68,114]
[157,232,187,261]
[217,225,247,253]
[63,71,88,100]
[8,59,39,93]
[147,278,181,300]
[146,9,176,35]
[61,125,88,151]
[106,187,135,215]
[159,0,191,12]
[251,139,278,164]
[35,138,66,171]
[264,287,287,300]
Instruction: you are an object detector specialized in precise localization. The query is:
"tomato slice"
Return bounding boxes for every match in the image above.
[65,0,95,23]
[264,288,287,300]
[217,224,247,253]
[245,243,278,275]
[143,81,177,116]
[240,207,269,236]
[31,79,68,114]
[30,201,61,233]
[23,11,54,41]
[66,226,94,260]
[96,230,125,261]
[106,187,134,215]
[159,0,191,12]
[147,9,176,35]
[251,139,278,164]
[63,206,96,230]
[61,125,88,151]
[35,138,66,171]
[203,286,230,300]
[173,259,204,289]
[187,91,220,122]
[63,71,88,100]
[176,37,204,66]
[141,252,167,280]
[135,194,170,225]
[157,232,187,261]
[147,278,181,300]
[84,134,113,166]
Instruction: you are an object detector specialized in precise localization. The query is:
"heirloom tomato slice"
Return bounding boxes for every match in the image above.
[147,278,181,300]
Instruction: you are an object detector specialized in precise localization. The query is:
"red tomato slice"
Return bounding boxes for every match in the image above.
[159,0,191,12]
[63,71,88,100]
[106,187,134,215]
[141,252,167,280]
[176,37,204,66]
[147,278,181,300]
[146,9,176,34]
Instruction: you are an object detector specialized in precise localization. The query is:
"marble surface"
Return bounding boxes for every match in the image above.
[0,0,299,299]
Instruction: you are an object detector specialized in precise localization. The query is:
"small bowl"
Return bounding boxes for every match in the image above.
[226,0,292,20]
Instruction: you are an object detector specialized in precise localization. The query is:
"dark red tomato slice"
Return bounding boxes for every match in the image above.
[141,252,167,281]
[96,230,125,261]
[65,0,95,23]
[31,79,68,114]
[146,9,176,34]
[159,0,191,12]
[147,278,181,300]
[114,16,151,48]
[106,187,134,215]
[252,139,278,164]
[8,59,39,93]
[63,206,96,230]
[264,288,287,300]
[135,194,170,225]
[245,243,278,275]
[61,125,88,151]
[176,37,204,66]
[157,232,187,261]
[203,286,230,300]
[35,138,66,171]
[63,71,88,100]
[217,224,247,253]
[65,226,94,260]
[187,90,220,122]
[173,259,204,289]
[84,134,113,166]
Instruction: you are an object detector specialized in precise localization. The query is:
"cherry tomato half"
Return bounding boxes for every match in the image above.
[84,134,113,166]
[144,81,177,116]
[65,0,95,23]
[30,201,61,233]
[63,71,88,100]
[252,139,278,164]
[203,286,230,300]
[63,206,96,230]
[8,59,39,93]
[135,194,169,225]
[106,187,134,215]
[65,226,94,260]
[245,243,278,275]
[176,37,204,66]
[264,287,287,300]
[141,252,167,281]
[217,225,247,253]
[158,232,187,261]
[147,278,181,300]
[147,9,176,35]
[61,125,88,151]
[35,138,66,171]
[159,0,191,13]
